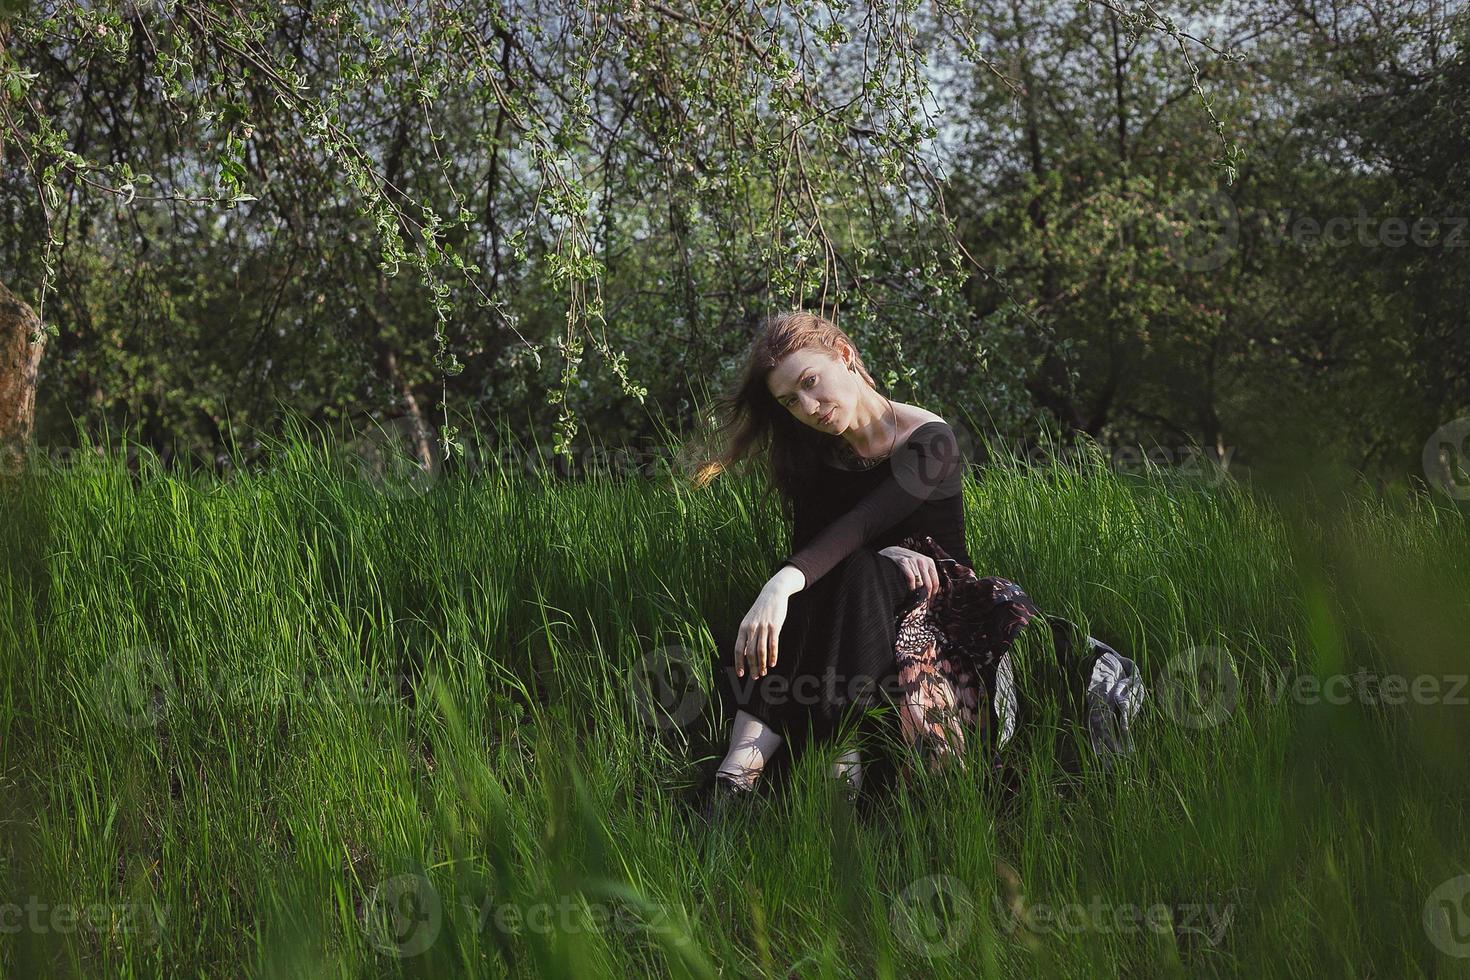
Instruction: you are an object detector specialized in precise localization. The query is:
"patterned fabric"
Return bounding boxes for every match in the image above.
[888,534,1144,778]
[890,534,1039,775]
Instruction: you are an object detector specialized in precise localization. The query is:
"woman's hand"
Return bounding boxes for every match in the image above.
[734,581,794,680]
[879,544,940,597]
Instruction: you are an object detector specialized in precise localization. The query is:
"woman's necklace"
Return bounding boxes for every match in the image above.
[836,400,897,469]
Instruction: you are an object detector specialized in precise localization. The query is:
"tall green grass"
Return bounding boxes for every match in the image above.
[1,416,1467,978]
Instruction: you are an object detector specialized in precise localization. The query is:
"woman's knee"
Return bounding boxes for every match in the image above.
[830,547,889,586]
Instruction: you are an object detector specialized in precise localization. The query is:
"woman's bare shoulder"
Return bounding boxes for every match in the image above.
[892,403,948,442]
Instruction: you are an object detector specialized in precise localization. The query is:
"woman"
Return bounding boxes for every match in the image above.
[688,310,1142,815]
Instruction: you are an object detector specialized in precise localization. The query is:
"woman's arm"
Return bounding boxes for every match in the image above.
[778,421,964,589]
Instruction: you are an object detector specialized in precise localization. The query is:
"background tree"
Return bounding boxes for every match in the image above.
[5,0,1457,486]
[931,0,1465,478]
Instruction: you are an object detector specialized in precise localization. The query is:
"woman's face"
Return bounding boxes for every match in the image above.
[765,346,861,434]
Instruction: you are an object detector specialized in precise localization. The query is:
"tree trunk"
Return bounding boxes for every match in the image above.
[379,345,434,469]
[372,110,434,473]
[0,278,47,468]
[1,24,47,473]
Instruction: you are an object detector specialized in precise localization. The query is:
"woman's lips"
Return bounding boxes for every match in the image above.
[819,408,835,425]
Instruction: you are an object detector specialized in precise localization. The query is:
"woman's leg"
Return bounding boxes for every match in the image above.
[830,747,863,791]
[716,710,864,794]
[716,708,783,790]
[799,548,914,746]
[714,548,911,788]
[715,579,822,761]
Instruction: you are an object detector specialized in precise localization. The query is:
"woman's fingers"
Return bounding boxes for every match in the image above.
[748,624,769,679]
[735,625,751,677]
[882,547,942,597]
[902,553,939,596]
[752,625,776,678]
[735,622,778,679]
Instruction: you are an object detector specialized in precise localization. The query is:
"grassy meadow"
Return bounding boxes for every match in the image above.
[1,417,1468,978]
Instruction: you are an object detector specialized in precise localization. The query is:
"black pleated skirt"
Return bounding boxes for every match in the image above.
[712,540,1148,786]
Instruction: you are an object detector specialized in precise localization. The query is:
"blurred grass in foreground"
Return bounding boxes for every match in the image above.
[1,414,1468,978]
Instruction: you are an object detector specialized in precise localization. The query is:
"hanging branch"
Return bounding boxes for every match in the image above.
[0,0,1246,463]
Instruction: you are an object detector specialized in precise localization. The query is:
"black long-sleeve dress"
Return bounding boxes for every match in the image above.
[715,419,1148,780]
[718,421,974,748]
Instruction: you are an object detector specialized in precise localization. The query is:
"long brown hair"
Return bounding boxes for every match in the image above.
[684,309,890,517]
